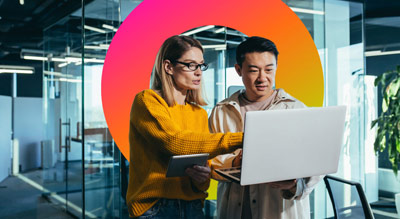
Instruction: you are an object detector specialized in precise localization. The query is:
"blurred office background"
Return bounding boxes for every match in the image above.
[0,0,399,218]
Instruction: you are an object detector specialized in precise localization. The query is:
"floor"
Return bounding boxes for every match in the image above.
[371,197,399,219]
[0,175,74,219]
[0,160,127,219]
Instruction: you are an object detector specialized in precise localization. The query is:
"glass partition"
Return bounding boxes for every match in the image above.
[283,0,370,218]
[81,0,123,218]
[42,15,84,218]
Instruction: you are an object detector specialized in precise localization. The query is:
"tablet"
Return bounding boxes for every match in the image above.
[165,153,209,177]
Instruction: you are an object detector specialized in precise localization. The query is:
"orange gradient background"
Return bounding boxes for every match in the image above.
[101,0,324,162]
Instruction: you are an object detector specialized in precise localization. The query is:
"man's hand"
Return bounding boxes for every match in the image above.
[185,164,211,184]
[232,149,243,167]
[268,179,297,191]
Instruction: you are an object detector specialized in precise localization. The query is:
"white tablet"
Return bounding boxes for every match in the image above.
[165,153,209,177]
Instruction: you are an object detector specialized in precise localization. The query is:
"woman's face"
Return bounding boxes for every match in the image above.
[165,47,204,93]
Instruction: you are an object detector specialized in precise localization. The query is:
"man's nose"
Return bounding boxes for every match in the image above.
[257,72,268,82]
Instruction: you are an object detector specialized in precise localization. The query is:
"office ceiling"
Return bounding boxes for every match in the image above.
[0,0,91,60]
[0,0,399,62]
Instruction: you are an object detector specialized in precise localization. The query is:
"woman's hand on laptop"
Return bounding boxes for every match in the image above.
[268,179,297,191]
[185,164,211,184]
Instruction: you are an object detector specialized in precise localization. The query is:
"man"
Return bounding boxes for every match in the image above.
[208,36,322,219]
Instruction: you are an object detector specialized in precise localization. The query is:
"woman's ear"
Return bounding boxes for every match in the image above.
[164,60,173,75]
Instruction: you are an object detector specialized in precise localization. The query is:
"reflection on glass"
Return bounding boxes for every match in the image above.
[42,15,84,218]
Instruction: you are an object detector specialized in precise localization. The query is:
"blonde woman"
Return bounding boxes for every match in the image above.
[126,35,243,218]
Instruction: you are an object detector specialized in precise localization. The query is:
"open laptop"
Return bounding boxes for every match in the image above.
[215,106,346,186]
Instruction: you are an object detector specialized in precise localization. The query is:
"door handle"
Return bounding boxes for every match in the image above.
[59,118,71,152]
[68,118,71,152]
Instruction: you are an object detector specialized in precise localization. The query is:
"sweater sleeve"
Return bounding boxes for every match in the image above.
[130,91,243,159]
[208,105,241,182]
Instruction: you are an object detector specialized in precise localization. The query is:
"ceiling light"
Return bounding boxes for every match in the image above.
[214,27,226,34]
[52,58,67,62]
[99,44,109,49]
[84,58,105,63]
[102,24,118,32]
[22,55,47,61]
[0,69,33,74]
[365,50,400,57]
[181,25,215,36]
[44,71,74,78]
[203,44,227,50]
[290,7,324,15]
[58,63,68,68]
[84,25,106,34]
[195,36,241,45]
[19,0,24,5]
[84,44,109,50]
[84,45,107,50]
[22,55,68,63]
[44,71,63,77]
[0,65,34,74]
[66,57,82,62]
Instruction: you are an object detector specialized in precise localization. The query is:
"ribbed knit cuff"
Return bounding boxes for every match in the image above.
[227,132,243,152]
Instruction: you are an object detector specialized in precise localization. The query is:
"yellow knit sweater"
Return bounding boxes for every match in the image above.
[126,89,243,217]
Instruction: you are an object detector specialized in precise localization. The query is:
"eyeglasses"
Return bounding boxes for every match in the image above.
[173,61,209,71]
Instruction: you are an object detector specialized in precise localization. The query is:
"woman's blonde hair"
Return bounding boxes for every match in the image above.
[151,35,207,107]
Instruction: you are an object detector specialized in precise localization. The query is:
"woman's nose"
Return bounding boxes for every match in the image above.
[194,68,202,76]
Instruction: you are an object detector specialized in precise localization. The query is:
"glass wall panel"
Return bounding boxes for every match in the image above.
[283,1,370,218]
[42,15,84,218]
[82,0,124,218]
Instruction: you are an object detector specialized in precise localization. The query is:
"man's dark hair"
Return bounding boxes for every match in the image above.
[236,36,279,66]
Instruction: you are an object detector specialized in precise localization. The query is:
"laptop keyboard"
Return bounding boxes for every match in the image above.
[231,171,241,180]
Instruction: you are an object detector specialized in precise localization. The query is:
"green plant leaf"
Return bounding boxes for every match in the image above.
[371,119,379,129]
[381,135,387,152]
[384,71,397,84]
[375,74,384,87]
[382,93,389,113]
[373,67,400,176]
[374,129,383,153]
[387,78,400,98]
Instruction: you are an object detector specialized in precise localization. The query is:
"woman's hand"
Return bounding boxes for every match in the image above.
[185,164,211,184]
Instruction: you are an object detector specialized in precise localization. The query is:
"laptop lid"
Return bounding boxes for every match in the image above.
[240,106,346,186]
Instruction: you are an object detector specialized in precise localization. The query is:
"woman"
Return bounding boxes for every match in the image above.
[126,35,243,218]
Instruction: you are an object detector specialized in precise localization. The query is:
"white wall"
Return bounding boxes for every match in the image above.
[379,168,400,193]
[0,95,12,182]
[14,97,43,172]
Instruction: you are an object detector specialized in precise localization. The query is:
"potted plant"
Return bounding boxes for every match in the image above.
[371,66,400,216]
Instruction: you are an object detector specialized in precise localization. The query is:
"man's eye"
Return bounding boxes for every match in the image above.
[189,63,197,68]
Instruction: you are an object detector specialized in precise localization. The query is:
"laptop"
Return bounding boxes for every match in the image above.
[215,106,346,186]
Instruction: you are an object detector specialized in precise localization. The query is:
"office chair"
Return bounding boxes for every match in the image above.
[324,175,375,219]
[227,85,244,97]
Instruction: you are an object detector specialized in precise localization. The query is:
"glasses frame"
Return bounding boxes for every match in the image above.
[173,60,209,71]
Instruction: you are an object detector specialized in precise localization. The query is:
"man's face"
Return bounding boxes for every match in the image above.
[235,52,277,102]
